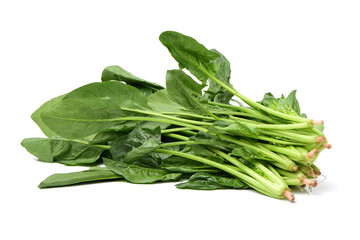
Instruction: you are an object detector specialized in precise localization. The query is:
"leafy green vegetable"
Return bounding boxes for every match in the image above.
[21,30,330,202]
[38,167,122,188]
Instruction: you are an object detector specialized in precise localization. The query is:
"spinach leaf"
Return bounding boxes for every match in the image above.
[166,69,212,115]
[110,125,162,165]
[161,156,220,173]
[38,167,123,188]
[204,49,233,104]
[230,146,267,160]
[285,90,307,118]
[101,65,164,92]
[64,81,151,111]
[21,137,107,165]
[147,89,185,113]
[159,31,219,84]
[41,98,125,139]
[41,82,152,139]
[31,94,66,137]
[207,120,260,138]
[190,131,237,150]
[261,93,299,117]
[176,172,247,190]
[103,158,181,184]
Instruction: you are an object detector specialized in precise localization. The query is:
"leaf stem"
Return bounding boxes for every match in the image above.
[154,148,282,198]
[201,68,310,123]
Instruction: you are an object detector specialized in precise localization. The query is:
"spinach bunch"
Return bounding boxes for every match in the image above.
[22,31,330,202]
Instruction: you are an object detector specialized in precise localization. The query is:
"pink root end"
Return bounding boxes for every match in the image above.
[302,178,318,187]
[292,166,298,171]
[283,190,295,202]
[307,149,319,159]
[316,136,326,143]
[315,170,322,175]
[312,120,324,125]
[324,143,332,149]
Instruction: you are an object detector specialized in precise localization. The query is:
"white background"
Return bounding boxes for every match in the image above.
[1,1,359,239]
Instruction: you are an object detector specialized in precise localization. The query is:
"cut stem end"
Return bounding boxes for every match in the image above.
[312,120,324,125]
[302,178,318,187]
[283,190,295,202]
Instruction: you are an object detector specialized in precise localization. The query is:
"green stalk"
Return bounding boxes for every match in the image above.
[122,108,212,127]
[160,141,198,148]
[201,67,310,123]
[245,158,287,187]
[211,149,286,195]
[111,116,209,132]
[219,135,298,171]
[260,144,307,162]
[259,129,318,144]
[208,102,276,123]
[162,133,190,141]
[161,127,193,134]
[160,112,215,121]
[155,148,282,198]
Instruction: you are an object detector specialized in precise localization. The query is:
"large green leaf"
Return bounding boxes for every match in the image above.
[21,137,106,165]
[41,82,152,139]
[204,49,233,104]
[166,69,211,115]
[101,65,164,92]
[31,94,66,137]
[41,98,125,139]
[103,158,181,184]
[38,167,123,188]
[64,81,151,111]
[147,89,185,113]
[159,31,219,84]
[176,172,247,190]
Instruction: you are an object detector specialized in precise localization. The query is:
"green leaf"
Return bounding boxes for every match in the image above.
[190,132,237,150]
[147,89,185,113]
[21,137,107,165]
[38,167,122,188]
[110,125,161,165]
[159,31,219,84]
[103,158,181,184]
[207,120,259,138]
[166,69,211,115]
[230,146,267,159]
[176,172,247,190]
[64,81,151,111]
[161,156,220,173]
[204,49,233,104]
[31,94,66,137]
[101,65,164,92]
[41,82,152,139]
[41,98,125,139]
[261,92,299,117]
[285,90,301,116]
